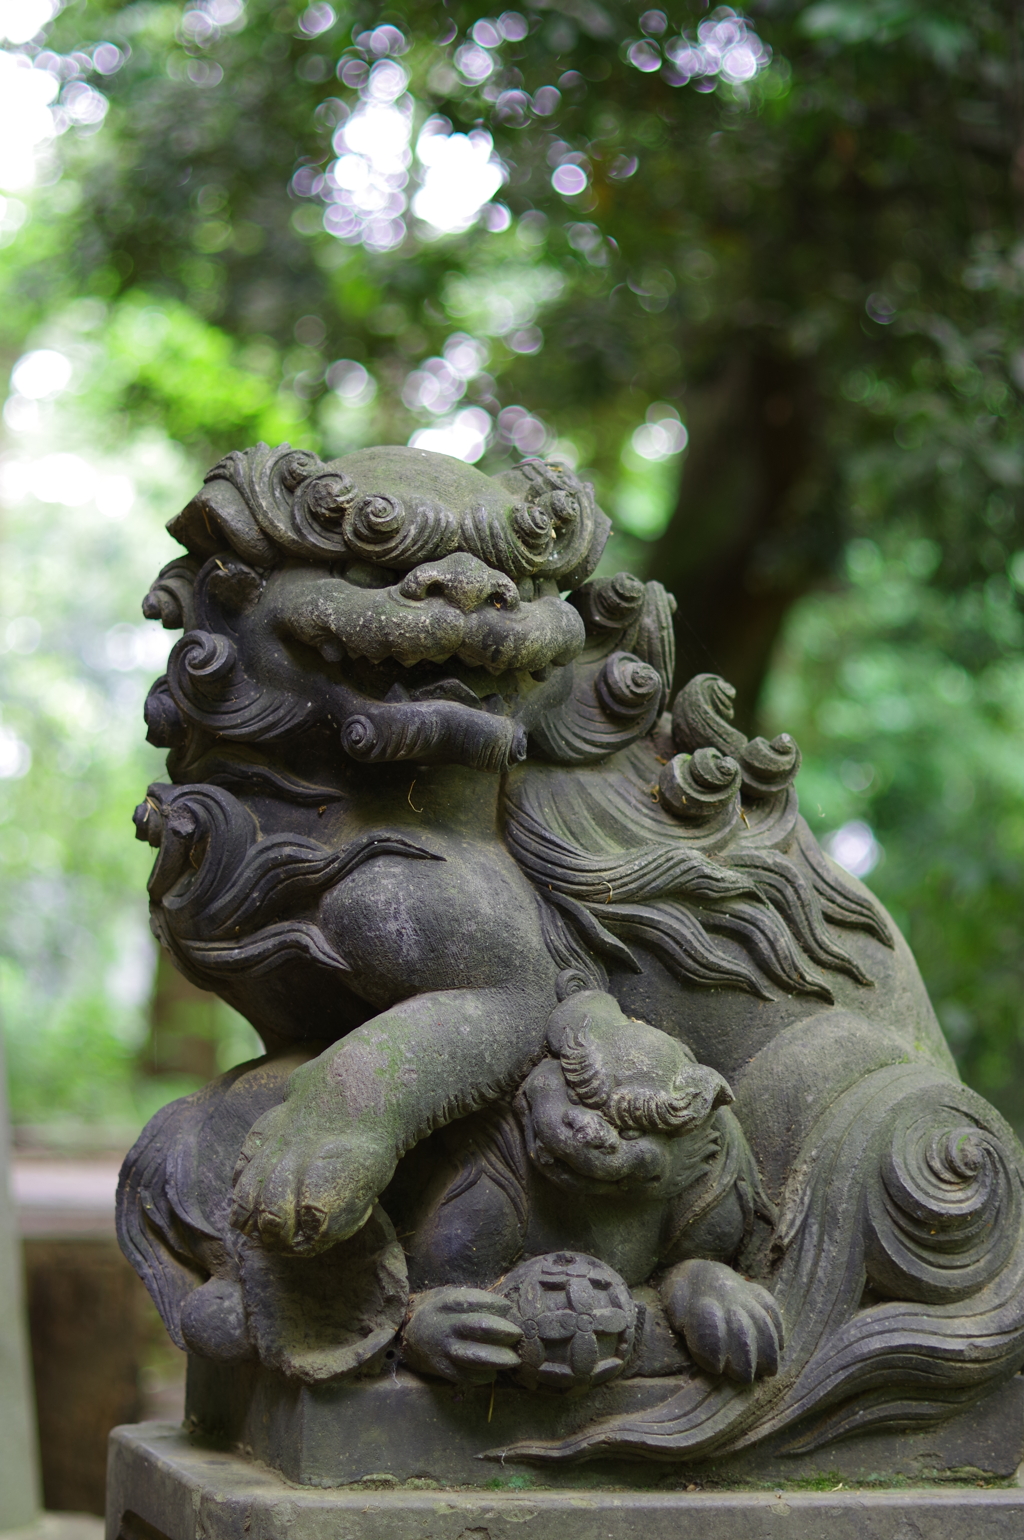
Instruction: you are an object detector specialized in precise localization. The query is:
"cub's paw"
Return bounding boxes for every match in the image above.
[230,1097,392,1256]
[661,1258,784,1384]
[402,1287,524,1386]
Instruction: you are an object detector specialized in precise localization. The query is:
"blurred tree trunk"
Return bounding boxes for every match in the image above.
[143,947,221,1083]
[655,345,839,733]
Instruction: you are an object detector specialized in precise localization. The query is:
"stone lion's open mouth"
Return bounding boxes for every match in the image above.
[325,658,573,775]
[386,673,508,713]
[344,655,561,715]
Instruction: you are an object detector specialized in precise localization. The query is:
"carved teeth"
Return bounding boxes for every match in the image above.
[409,678,482,709]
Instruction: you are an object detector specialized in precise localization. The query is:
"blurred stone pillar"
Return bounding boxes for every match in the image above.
[0,1030,41,1529]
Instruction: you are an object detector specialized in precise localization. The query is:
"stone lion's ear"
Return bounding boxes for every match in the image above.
[674,1065,734,1120]
[169,477,276,566]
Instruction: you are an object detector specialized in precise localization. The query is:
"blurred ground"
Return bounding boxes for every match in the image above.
[5,1515,103,1540]
[5,1520,104,1540]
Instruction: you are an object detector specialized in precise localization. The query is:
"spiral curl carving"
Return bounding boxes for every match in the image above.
[571,573,647,637]
[593,572,646,628]
[347,494,403,545]
[142,557,200,631]
[659,748,743,824]
[866,1102,1021,1304]
[511,502,555,554]
[596,652,662,721]
[342,494,459,569]
[340,714,377,757]
[288,473,358,555]
[277,449,323,492]
[740,734,802,799]
[455,501,551,578]
[175,629,237,687]
[144,676,187,749]
[672,673,748,757]
[497,458,607,583]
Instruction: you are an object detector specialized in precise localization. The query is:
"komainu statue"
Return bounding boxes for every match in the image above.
[118,443,1024,1469]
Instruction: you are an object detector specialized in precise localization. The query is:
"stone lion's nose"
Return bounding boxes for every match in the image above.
[563,1106,619,1151]
[397,553,520,614]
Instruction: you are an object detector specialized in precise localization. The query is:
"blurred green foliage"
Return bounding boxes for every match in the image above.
[2,0,1024,1136]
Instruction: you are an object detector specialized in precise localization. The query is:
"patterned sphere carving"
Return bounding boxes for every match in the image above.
[497,1251,637,1394]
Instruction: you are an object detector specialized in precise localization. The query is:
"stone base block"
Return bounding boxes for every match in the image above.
[186,1358,1024,1488]
[107,1423,1024,1540]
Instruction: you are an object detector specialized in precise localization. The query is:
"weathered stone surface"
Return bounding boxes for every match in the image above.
[186,1361,1024,1488]
[113,443,1024,1499]
[108,1423,1024,1540]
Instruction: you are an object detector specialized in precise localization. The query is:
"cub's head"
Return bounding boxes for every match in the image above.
[514,991,732,1197]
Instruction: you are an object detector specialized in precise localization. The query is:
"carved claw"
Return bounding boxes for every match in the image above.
[402,1287,524,1385]
[230,1102,388,1255]
[660,1258,784,1384]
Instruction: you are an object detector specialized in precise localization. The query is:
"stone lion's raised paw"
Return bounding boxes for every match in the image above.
[660,1258,784,1384]
[230,1100,391,1255]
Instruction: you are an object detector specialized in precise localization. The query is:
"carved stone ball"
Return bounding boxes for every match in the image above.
[497,1251,637,1394]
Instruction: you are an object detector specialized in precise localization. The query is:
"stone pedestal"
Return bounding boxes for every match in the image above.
[184,1358,1024,1488]
[107,1420,1024,1540]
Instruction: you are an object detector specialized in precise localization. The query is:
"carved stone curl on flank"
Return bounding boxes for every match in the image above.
[504,740,881,1003]
[672,672,747,758]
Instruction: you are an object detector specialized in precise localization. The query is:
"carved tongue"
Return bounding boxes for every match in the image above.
[339,695,526,773]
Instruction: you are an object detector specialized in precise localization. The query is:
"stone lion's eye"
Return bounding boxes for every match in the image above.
[620,1129,642,1141]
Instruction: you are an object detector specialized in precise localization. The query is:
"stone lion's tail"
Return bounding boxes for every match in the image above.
[489,1065,1024,1465]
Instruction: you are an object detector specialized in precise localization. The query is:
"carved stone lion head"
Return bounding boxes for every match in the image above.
[142,443,676,779]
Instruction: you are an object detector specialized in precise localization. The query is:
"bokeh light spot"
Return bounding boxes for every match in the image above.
[11,348,71,399]
[551,163,588,197]
[825,820,882,878]
[409,406,493,463]
[413,123,504,234]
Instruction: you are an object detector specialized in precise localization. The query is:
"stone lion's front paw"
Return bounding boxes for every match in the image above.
[402,1287,524,1386]
[661,1259,784,1384]
[229,1101,390,1255]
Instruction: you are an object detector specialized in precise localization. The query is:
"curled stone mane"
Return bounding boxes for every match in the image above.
[505,676,892,1004]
